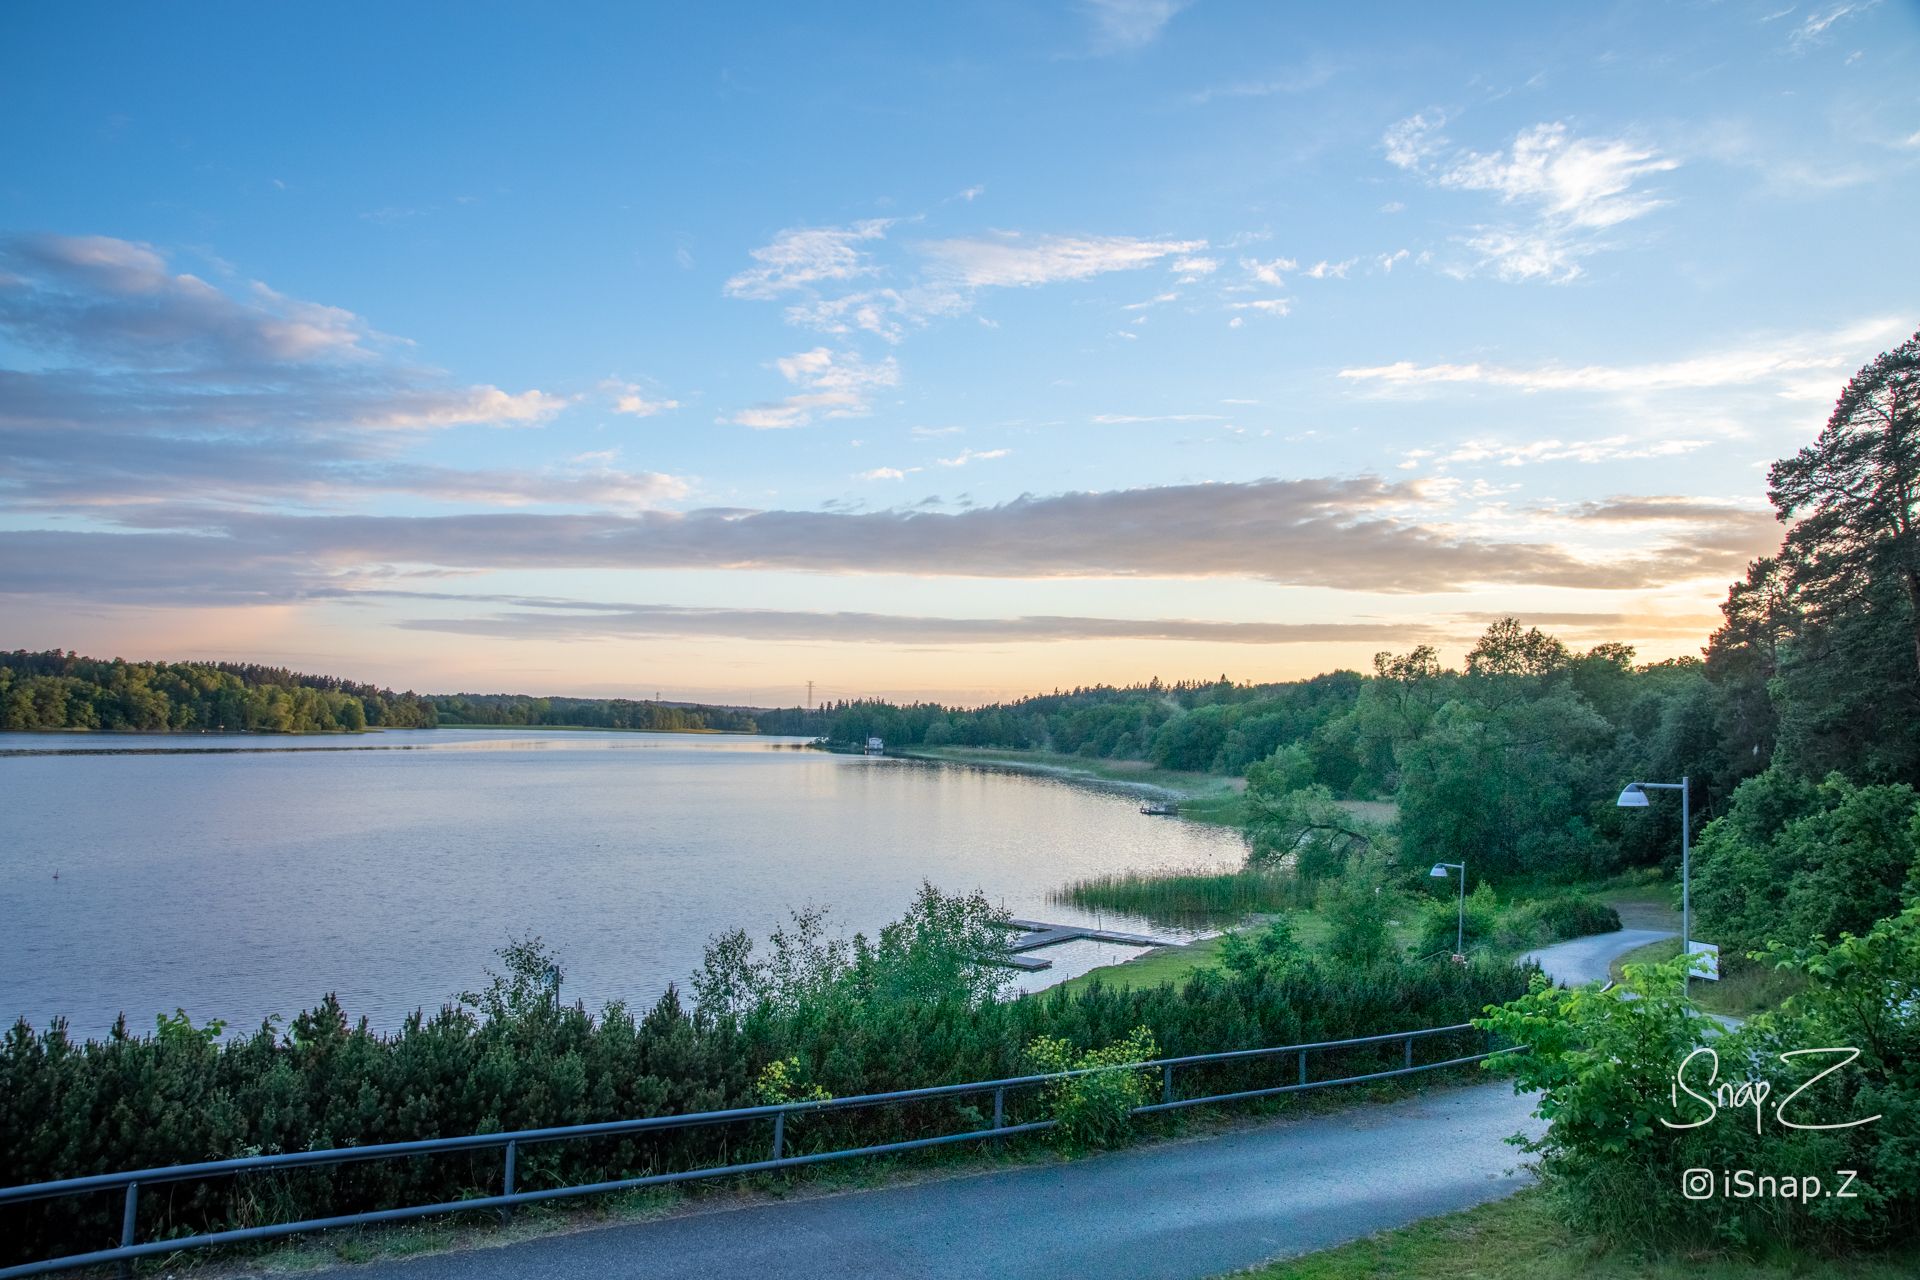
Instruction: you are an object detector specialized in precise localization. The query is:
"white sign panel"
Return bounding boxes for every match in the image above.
[1686,940,1719,981]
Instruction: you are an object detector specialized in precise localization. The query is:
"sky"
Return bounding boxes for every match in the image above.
[2,1,1917,706]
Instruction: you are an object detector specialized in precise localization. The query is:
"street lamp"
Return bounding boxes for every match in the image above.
[1617,777,1692,993]
[1430,861,1466,957]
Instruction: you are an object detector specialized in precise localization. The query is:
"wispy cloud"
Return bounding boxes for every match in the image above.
[1384,115,1678,281]
[918,232,1208,287]
[1081,0,1191,53]
[722,220,894,299]
[605,382,680,417]
[727,347,899,429]
[1241,256,1295,287]
[935,448,1010,467]
[1789,1,1879,50]
[1090,412,1225,423]
[1339,317,1908,395]
[1303,258,1357,279]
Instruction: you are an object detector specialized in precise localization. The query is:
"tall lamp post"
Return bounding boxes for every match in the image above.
[1429,861,1466,956]
[1617,777,1691,993]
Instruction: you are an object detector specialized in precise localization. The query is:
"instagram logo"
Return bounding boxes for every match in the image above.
[1681,1168,1715,1200]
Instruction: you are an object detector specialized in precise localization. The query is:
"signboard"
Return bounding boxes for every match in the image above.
[1686,940,1720,981]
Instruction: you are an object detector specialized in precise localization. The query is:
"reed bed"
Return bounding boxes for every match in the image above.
[1050,866,1313,925]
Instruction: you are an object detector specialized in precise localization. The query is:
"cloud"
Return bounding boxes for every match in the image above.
[1187,61,1339,104]
[1790,2,1879,49]
[782,285,968,344]
[855,467,913,481]
[722,220,894,299]
[1564,496,1775,524]
[1228,299,1292,318]
[1090,413,1225,423]
[1383,117,1678,281]
[396,601,1429,647]
[1303,259,1357,279]
[4,477,1775,607]
[0,233,373,365]
[0,233,582,511]
[609,385,680,417]
[1240,256,1295,287]
[918,232,1208,288]
[727,347,899,429]
[1082,0,1191,52]
[935,448,1010,467]
[1171,254,1219,279]
[1338,318,1909,395]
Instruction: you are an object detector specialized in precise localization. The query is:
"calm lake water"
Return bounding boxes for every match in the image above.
[0,730,1246,1038]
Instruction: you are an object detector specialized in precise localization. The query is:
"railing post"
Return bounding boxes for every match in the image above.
[1161,1063,1174,1106]
[1298,1050,1307,1087]
[498,1140,517,1225]
[992,1086,1005,1136]
[117,1181,138,1280]
[1404,1037,1414,1070]
[772,1110,785,1162]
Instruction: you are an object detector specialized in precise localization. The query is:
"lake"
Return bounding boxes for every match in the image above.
[0,730,1247,1038]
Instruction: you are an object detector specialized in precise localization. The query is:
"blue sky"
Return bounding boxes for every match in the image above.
[2,1,1916,703]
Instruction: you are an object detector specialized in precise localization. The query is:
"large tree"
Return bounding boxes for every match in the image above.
[1769,330,1920,676]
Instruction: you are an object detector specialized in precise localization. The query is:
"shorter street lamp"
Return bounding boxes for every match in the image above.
[1617,777,1693,994]
[1430,861,1466,957]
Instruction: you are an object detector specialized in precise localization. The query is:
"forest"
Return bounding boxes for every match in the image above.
[0,651,438,733]
[430,693,761,733]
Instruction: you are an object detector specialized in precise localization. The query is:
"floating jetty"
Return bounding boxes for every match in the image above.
[993,918,1177,971]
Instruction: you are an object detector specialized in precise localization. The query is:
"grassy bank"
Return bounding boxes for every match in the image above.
[1607,938,1803,1019]
[1235,1186,1920,1279]
[895,745,1249,826]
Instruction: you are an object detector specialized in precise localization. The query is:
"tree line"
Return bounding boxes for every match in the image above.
[430,693,761,734]
[0,652,437,733]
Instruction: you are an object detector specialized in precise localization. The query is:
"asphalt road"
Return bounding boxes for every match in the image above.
[1521,926,1676,987]
[301,928,1661,1280]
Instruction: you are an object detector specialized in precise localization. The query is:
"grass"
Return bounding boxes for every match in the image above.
[898,745,1250,827]
[1051,866,1316,925]
[1608,939,1805,1019]
[1234,1186,1920,1279]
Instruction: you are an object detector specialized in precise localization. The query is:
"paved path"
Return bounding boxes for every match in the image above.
[1521,926,1676,987]
[300,929,1663,1280]
[295,1087,1541,1280]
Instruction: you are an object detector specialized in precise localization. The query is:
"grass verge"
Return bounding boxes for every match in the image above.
[1234,1185,1920,1279]
[1608,939,1804,1019]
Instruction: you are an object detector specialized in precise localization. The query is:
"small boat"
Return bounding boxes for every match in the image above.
[1139,800,1179,816]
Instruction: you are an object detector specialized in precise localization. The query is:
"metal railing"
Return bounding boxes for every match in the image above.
[0,1021,1516,1278]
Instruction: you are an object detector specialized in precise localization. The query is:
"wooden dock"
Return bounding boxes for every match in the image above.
[993,918,1176,971]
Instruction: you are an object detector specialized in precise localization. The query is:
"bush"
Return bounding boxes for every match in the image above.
[1414,888,1619,957]
[1025,1026,1158,1152]
[1477,905,1920,1255]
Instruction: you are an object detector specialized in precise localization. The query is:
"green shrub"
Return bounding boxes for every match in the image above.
[1025,1026,1158,1152]
[1414,889,1619,957]
[1477,905,1920,1255]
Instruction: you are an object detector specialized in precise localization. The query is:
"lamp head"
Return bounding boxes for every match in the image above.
[1429,863,1450,878]
[1616,784,1650,809]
